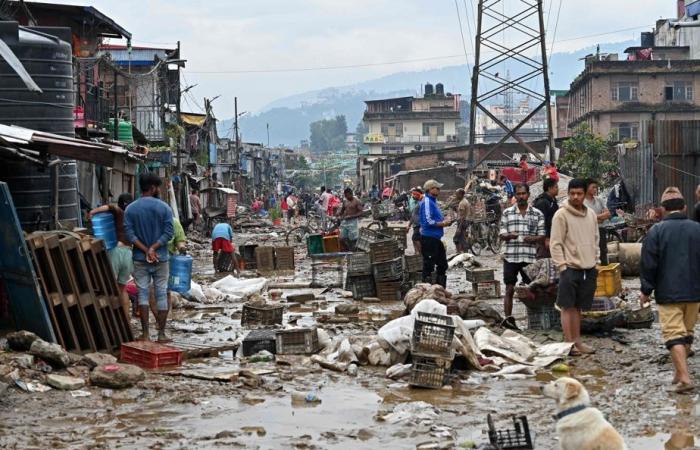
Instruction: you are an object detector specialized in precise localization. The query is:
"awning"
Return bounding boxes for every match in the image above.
[180,113,206,127]
[0,124,143,167]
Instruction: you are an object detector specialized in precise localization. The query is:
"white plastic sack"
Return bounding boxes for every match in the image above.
[378,299,449,354]
[187,281,205,303]
[212,276,268,297]
[386,363,412,379]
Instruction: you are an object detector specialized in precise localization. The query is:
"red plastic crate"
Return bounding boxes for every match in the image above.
[120,341,183,369]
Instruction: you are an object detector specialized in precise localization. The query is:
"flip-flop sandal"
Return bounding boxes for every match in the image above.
[569,348,582,357]
[668,383,695,394]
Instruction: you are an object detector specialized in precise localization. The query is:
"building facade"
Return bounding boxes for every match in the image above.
[363,83,461,155]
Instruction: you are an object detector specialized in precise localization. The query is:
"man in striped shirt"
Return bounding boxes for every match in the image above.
[499,184,545,328]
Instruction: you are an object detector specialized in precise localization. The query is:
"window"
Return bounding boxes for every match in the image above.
[422,122,445,136]
[612,122,639,141]
[665,81,693,101]
[381,145,403,154]
[611,82,639,102]
[381,123,403,137]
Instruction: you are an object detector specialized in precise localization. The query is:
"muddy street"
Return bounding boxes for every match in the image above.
[0,223,698,450]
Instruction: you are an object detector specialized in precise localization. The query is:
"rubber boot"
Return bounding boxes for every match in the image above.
[156,310,171,343]
[213,251,219,272]
[138,306,150,340]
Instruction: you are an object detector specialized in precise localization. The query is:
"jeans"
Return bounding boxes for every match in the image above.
[133,261,169,311]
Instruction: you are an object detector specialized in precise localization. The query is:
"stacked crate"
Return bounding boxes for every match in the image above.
[466,268,500,299]
[409,312,456,389]
[403,254,423,290]
[345,253,375,299]
[370,240,403,301]
[255,246,275,272]
[274,246,295,271]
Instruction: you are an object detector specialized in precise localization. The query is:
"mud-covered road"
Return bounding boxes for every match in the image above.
[0,223,698,450]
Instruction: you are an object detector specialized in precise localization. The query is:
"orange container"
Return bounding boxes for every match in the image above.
[322,235,341,253]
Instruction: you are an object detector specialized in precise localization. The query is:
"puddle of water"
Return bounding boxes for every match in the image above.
[628,432,697,450]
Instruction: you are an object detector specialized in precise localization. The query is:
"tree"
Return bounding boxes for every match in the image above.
[558,124,618,185]
[309,115,348,153]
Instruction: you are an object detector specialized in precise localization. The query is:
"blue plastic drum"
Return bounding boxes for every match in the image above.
[168,254,193,293]
[92,212,118,250]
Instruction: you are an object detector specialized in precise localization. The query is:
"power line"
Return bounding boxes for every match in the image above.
[548,0,564,65]
[183,24,654,75]
[453,0,471,70]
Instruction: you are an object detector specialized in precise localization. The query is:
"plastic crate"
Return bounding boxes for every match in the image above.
[585,296,617,312]
[409,354,452,389]
[472,280,501,299]
[306,234,324,255]
[323,235,341,253]
[403,254,423,273]
[527,305,561,331]
[239,244,258,269]
[411,312,456,358]
[242,329,278,356]
[274,246,295,270]
[369,239,402,263]
[255,246,275,271]
[347,252,372,275]
[385,227,407,250]
[120,341,183,369]
[595,263,622,297]
[375,280,402,301]
[345,274,376,299]
[241,304,284,326]
[355,228,383,252]
[487,415,534,450]
[372,257,403,281]
[276,327,319,354]
[465,268,495,283]
[311,255,344,288]
[371,201,396,220]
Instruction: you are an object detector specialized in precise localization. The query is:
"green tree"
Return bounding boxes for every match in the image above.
[558,124,617,185]
[309,115,348,153]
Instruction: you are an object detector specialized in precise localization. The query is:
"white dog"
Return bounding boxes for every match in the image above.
[542,377,627,450]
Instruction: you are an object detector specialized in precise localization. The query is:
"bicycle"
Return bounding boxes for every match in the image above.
[285,216,340,247]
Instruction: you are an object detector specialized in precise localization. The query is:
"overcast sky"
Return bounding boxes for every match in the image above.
[44,0,675,118]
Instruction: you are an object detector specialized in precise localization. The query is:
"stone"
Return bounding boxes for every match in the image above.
[6,331,40,352]
[0,381,8,395]
[81,352,118,369]
[46,374,85,391]
[90,363,145,389]
[335,304,359,315]
[13,354,34,369]
[29,340,71,368]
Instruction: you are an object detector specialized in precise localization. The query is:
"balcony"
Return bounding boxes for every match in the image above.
[364,134,458,144]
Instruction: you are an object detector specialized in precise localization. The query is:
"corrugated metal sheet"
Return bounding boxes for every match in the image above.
[618,120,700,217]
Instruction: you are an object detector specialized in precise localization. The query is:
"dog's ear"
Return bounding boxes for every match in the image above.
[564,381,581,400]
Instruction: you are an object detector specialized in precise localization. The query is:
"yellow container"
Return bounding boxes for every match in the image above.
[595,263,622,297]
[322,235,341,253]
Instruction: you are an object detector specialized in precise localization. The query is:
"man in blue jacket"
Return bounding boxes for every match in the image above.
[419,179,452,287]
[641,187,700,394]
[125,172,174,342]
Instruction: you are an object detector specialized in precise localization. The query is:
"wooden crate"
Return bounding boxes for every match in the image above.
[472,280,501,299]
[465,268,495,283]
[375,280,402,301]
[274,246,295,271]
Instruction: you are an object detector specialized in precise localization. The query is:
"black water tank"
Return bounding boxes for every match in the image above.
[436,83,445,96]
[425,83,434,96]
[0,22,79,231]
[641,32,654,48]
[0,22,74,134]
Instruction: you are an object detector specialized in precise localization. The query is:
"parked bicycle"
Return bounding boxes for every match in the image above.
[285,216,340,247]
[465,211,501,255]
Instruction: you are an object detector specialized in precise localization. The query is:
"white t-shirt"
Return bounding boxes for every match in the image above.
[321,192,332,210]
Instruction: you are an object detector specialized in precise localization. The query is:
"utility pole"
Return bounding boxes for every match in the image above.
[467,0,554,170]
[176,40,182,176]
[266,123,270,147]
[113,67,118,141]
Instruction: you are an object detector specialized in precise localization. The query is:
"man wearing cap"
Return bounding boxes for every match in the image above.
[419,180,452,287]
[406,187,424,255]
[640,187,700,393]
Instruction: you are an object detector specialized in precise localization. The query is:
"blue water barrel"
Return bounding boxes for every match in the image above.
[92,212,117,250]
[168,255,193,293]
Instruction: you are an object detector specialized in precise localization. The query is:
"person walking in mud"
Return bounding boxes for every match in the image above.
[125,172,174,342]
[406,187,423,255]
[419,180,452,287]
[499,184,545,329]
[89,193,134,316]
[337,187,363,251]
[640,187,700,393]
[452,188,472,254]
[550,178,598,356]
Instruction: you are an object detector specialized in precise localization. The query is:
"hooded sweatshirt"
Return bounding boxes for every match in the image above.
[550,200,599,272]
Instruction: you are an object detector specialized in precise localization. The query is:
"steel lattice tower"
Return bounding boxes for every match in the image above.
[467,0,555,168]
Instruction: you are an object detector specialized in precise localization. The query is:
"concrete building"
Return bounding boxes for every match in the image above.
[557,2,700,140]
[362,83,461,155]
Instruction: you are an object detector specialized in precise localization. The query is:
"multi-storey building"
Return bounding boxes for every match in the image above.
[362,83,461,155]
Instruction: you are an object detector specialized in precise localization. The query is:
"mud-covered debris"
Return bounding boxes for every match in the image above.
[46,374,85,391]
[90,363,145,389]
[81,352,118,369]
[6,331,40,352]
[29,340,70,369]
